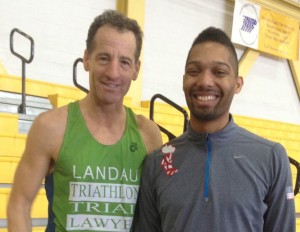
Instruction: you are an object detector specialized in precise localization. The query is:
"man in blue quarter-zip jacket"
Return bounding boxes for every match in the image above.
[132,27,296,232]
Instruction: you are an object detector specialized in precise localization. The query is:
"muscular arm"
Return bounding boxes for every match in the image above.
[7,107,67,232]
[135,114,163,154]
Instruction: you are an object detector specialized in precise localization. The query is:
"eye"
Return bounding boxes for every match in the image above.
[121,60,130,66]
[98,55,109,64]
[212,63,231,77]
[213,68,229,77]
[215,70,226,76]
[120,59,131,69]
[186,68,200,77]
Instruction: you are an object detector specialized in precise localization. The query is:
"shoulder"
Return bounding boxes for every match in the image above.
[236,126,277,147]
[236,126,289,163]
[134,114,158,131]
[27,105,69,155]
[134,113,163,154]
[15,104,70,176]
[33,105,68,132]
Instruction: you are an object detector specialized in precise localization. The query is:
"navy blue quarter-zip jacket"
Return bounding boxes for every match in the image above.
[132,115,295,232]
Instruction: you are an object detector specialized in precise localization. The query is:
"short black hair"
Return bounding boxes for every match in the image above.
[186,27,239,76]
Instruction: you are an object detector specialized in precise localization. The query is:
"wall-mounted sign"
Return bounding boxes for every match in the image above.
[232,0,299,60]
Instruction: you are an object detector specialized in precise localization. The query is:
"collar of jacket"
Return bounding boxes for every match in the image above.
[186,114,239,148]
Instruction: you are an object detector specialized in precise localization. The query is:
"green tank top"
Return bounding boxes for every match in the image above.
[50,101,147,231]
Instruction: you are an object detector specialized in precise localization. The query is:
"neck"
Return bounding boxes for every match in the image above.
[80,95,125,122]
[190,114,230,134]
[78,96,127,145]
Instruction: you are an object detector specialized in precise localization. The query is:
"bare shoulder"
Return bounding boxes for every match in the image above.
[7,105,70,207]
[32,105,68,134]
[27,105,68,159]
[134,113,163,154]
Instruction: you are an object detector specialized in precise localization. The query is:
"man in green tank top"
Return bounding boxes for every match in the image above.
[7,10,162,232]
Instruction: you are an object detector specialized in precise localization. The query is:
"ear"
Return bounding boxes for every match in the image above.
[235,76,244,94]
[132,60,141,81]
[83,50,89,71]
[182,74,186,91]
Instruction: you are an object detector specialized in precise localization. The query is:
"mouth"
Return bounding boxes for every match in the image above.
[190,91,220,108]
[102,82,119,89]
[196,95,217,102]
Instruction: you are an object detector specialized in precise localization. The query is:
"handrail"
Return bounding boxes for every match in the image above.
[10,28,34,114]
[289,156,300,196]
[150,93,189,141]
[73,57,89,93]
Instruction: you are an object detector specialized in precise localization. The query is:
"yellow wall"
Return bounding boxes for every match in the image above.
[116,0,146,107]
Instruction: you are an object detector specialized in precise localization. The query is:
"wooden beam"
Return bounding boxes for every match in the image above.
[289,59,300,100]
[238,48,260,78]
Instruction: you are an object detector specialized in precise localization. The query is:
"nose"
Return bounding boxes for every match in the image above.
[196,70,214,87]
[105,60,120,79]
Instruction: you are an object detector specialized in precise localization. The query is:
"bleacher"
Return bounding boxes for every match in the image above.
[1,72,300,231]
[0,73,81,231]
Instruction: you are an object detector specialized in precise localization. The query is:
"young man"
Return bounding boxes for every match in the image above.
[132,27,295,232]
[7,10,162,232]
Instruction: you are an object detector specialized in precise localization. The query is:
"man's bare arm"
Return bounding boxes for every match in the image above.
[7,107,67,232]
[136,114,163,154]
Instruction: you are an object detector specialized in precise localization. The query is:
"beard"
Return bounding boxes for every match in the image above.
[187,96,229,123]
[185,88,234,123]
[190,105,219,121]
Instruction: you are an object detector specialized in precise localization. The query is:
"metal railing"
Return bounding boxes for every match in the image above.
[73,57,88,93]
[289,157,300,196]
[10,28,34,114]
[149,93,189,141]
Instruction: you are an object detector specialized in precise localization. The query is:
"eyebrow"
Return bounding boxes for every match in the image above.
[213,61,231,70]
[96,52,109,57]
[96,52,134,63]
[186,60,231,70]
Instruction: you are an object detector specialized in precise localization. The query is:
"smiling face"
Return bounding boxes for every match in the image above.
[183,41,243,132]
[83,25,140,106]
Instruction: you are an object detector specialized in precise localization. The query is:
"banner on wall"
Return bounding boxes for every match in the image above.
[231,0,299,60]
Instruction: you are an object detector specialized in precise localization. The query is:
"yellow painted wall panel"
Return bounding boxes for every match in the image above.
[0,162,14,184]
[13,136,26,156]
[32,228,46,232]
[295,195,300,212]
[0,113,18,134]
[0,134,26,157]
[0,228,45,232]
[0,188,9,218]
[48,93,78,108]
[0,188,47,218]
[0,136,15,156]
[31,189,48,218]
[0,157,20,183]
[0,74,86,100]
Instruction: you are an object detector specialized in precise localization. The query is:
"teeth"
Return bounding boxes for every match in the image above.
[105,83,118,88]
[196,95,216,101]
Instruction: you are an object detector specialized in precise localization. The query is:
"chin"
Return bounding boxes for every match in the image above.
[192,110,219,121]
